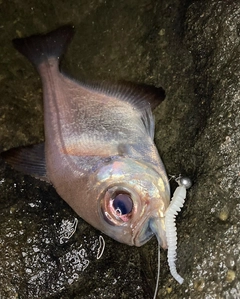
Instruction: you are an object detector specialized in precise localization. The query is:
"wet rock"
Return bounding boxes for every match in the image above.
[179,2,240,298]
[0,0,239,298]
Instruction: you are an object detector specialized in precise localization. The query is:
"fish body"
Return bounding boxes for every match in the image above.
[3,26,170,248]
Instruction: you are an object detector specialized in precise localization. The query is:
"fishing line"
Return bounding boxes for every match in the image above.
[153,242,161,299]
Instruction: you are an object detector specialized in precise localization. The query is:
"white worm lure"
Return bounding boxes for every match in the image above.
[165,176,192,284]
[153,176,192,299]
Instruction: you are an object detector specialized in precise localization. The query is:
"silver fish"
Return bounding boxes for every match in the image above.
[3,26,170,249]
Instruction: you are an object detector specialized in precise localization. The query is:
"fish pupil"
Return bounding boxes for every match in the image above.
[112,194,133,215]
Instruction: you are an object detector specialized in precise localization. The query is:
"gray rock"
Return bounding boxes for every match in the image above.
[0,0,239,298]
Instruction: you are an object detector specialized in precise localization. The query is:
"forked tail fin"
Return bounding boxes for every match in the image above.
[12,25,75,69]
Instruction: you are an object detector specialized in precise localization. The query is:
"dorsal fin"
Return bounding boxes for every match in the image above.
[81,80,165,111]
[78,80,165,139]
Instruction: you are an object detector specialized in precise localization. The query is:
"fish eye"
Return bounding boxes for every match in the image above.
[112,193,133,215]
[100,187,136,226]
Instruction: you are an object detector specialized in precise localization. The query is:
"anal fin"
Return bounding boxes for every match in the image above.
[1,143,49,182]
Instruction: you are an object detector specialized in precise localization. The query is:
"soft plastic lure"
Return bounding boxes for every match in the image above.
[153,176,192,298]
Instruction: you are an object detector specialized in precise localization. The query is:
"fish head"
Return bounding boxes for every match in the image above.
[96,158,170,248]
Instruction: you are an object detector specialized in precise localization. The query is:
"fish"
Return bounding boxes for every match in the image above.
[2,26,185,293]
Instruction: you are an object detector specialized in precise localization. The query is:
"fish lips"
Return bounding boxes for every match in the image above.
[133,214,167,249]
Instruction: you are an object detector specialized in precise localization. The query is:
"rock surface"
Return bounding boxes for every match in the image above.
[0,0,239,298]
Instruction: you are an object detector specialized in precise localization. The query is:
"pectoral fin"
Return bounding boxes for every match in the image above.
[1,143,49,182]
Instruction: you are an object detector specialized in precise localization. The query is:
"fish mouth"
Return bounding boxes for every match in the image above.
[133,215,167,248]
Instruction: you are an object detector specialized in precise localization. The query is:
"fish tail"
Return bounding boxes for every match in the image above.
[12,25,75,68]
